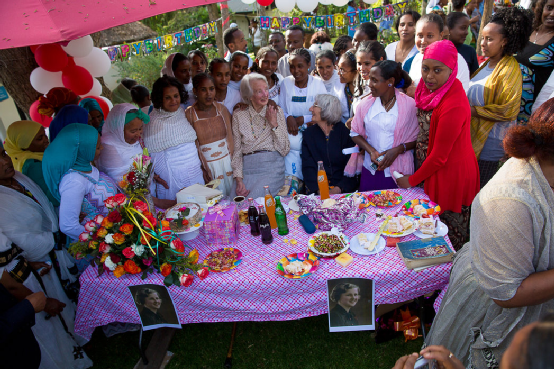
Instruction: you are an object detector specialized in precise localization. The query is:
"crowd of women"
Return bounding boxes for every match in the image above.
[1,2,554,368]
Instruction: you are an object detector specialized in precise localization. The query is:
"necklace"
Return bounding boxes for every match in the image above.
[382,95,396,112]
[397,42,413,62]
[533,27,554,44]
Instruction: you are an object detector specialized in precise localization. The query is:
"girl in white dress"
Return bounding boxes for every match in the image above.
[250,46,283,105]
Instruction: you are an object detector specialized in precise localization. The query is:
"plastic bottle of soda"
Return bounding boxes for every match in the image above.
[263,186,277,229]
[274,196,289,236]
[317,161,330,200]
[247,197,260,236]
[257,205,273,244]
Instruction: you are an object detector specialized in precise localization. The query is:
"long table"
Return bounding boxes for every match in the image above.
[74,187,451,340]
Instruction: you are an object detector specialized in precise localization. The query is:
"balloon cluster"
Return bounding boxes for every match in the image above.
[245,0,357,13]
[29,35,112,127]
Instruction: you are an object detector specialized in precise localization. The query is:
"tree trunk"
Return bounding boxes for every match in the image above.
[0,47,40,118]
[208,4,225,58]
[258,4,268,47]
[219,2,231,58]
[476,0,494,56]
[421,0,428,15]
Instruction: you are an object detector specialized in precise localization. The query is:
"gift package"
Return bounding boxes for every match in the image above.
[203,203,240,246]
[296,195,363,232]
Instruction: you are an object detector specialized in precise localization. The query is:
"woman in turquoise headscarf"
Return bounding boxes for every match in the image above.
[49,104,90,142]
[43,124,119,244]
[79,98,105,134]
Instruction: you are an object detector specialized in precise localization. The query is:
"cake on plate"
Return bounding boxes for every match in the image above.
[164,202,203,233]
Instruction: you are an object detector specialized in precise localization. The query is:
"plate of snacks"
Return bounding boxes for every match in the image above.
[350,233,386,256]
[414,216,448,239]
[401,199,441,218]
[203,248,242,272]
[368,190,403,208]
[164,203,206,234]
[382,216,419,238]
[308,229,350,257]
[276,253,320,279]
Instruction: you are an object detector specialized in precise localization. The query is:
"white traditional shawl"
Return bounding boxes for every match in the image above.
[97,103,144,183]
[0,171,58,261]
[143,107,197,153]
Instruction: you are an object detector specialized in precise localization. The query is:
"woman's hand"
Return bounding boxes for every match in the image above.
[392,353,419,369]
[44,298,66,316]
[154,174,169,189]
[235,178,250,197]
[369,149,381,164]
[420,346,465,369]
[329,186,341,195]
[233,102,249,111]
[29,261,52,277]
[406,84,416,98]
[267,99,278,108]
[470,106,478,117]
[378,147,402,170]
[396,175,411,189]
[152,197,177,210]
[345,117,354,130]
[287,116,299,136]
[79,212,87,223]
[266,105,278,128]
[296,116,306,127]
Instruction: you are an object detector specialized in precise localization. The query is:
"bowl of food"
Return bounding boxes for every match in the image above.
[382,216,419,238]
[308,229,350,257]
[203,248,242,272]
[368,190,403,208]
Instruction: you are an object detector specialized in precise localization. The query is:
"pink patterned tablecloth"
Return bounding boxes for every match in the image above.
[75,187,451,340]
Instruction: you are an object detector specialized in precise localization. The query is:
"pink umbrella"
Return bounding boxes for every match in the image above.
[0,0,221,49]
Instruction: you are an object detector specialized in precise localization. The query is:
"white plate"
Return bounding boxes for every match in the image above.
[382,219,419,238]
[308,229,350,257]
[350,233,386,256]
[414,220,448,239]
[173,206,208,235]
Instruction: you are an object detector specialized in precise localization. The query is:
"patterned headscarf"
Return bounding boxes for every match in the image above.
[38,87,79,117]
[42,124,99,201]
[415,40,458,111]
[4,121,45,171]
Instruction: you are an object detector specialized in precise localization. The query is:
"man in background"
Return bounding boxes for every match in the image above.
[223,27,253,67]
[277,25,316,77]
[269,32,287,59]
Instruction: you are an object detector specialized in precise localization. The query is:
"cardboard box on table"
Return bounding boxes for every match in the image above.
[203,204,240,246]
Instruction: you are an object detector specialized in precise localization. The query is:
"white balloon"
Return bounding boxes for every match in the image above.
[276,0,296,12]
[102,64,121,90]
[83,78,102,97]
[62,35,94,58]
[74,48,112,77]
[30,67,63,94]
[297,0,317,12]
[241,0,256,4]
[362,0,377,3]
[319,0,333,5]
[333,0,349,5]
[98,96,113,111]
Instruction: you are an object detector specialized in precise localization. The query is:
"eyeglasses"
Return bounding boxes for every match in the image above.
[313,103,321,109]
[338,68,355,75]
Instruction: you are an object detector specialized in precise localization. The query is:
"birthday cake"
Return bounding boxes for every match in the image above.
[164,203,202,233]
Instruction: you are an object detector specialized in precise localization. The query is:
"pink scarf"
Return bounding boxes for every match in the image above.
[415,40,458,111]
[161,53,178,78]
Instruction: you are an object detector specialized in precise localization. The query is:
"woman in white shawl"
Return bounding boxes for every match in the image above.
[0,144,92,368]
[143,76,205,200]
[426,101,554,368]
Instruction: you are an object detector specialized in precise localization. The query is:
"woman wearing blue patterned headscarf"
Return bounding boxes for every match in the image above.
[79,98,105,134]
[48,105,89,142]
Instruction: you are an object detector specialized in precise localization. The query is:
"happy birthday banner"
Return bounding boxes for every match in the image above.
[104,1,408,62]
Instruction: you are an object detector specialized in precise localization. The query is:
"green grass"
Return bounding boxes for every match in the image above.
[84,315,423,368]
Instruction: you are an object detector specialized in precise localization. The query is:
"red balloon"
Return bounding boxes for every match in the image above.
[29,100,53,128]
[30,45,40,53]
[257,0,273,6]
[62,65,93,95]
[35,44,69,72]
[81,96,110,118]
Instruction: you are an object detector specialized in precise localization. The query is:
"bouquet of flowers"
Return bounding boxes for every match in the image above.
[118,148,153,198]
[69,194,209,286]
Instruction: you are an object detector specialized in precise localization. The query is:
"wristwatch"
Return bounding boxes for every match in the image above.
[271,126,278,132]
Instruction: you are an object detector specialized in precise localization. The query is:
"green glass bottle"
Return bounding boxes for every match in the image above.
[274,196,289,236]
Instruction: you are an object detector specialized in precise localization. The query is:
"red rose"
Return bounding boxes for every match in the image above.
[123,260,141,274]
[128,171,136,185]
[170,238,185,252]
[142,214,157,229]
[107,211,122,223]
[133,200,148,213]
[113,193,126,205]
[98,242,111,253]
[197,267,209,280]
[180,273,194,287]
[122,247,135,259]
[110,253,121,263]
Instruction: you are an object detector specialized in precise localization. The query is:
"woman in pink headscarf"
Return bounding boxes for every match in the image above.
[396,40,479,251]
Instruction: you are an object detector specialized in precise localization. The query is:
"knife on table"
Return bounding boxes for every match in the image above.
[366,216,391,251]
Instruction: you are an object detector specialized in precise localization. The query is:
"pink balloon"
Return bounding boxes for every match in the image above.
[29,100,53,128]
[35,44,69,72]
[62,64,93,95]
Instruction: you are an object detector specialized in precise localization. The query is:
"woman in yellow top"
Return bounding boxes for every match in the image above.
[4,120,59,206]
[469,7,532,188]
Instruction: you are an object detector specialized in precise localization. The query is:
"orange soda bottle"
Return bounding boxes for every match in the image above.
[263,186,277,229]
[317,161,330,200]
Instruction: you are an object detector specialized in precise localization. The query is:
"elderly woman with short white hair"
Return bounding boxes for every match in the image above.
[301,94,358,195]
[231,73,290,198]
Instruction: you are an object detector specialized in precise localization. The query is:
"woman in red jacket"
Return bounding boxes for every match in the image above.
[397,40,479,251]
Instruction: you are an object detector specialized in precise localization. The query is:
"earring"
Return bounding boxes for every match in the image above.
[388,83,392,87]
